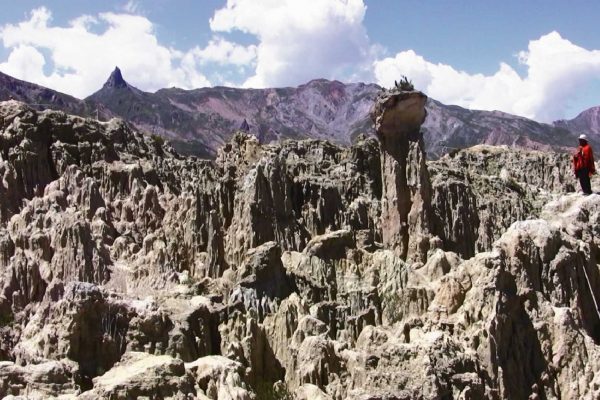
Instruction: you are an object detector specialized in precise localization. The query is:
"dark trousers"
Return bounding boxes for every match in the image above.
[577,168,592,194]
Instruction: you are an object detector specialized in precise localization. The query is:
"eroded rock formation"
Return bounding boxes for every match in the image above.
[371,89,432,262]
[0,99,599,399]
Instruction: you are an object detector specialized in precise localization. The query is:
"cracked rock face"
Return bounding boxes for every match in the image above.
[0,99,599,400]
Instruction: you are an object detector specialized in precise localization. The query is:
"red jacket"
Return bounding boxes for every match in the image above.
[573,143,595,175]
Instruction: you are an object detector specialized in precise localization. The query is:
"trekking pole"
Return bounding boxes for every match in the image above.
[580,252,600,319]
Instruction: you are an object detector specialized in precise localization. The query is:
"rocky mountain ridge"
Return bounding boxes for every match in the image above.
[0,88,599,399]
[0,71,113,122]
[556,105,600,137]
[86,68,378,159]
[0,69,598,159]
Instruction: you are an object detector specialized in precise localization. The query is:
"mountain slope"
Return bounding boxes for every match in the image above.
[88,68,591,158]
[555,106,600,137]
[0,70,111,119]
[423,99,581,157]
[0,68,596,158]
[87,68,377,157]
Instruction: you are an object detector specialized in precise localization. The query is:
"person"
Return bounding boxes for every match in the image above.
[573,134,595,195]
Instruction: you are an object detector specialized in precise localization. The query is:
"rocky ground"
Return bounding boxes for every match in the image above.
[0,88,599,400]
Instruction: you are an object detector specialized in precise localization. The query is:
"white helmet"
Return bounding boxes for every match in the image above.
[579,134,588,141]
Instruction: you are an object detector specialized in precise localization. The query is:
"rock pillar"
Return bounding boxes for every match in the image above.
[370,89,432,261]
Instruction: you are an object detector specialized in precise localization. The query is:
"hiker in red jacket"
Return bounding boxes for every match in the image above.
[573,134,595,195]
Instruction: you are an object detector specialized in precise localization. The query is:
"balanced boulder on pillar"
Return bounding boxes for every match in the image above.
[370,84,432,261]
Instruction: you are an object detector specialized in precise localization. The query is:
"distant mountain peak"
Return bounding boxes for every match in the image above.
[103,66,129,89]
[239,119,250,132]
[554,105,600,136]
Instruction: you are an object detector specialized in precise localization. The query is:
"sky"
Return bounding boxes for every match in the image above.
[0,0,599,122]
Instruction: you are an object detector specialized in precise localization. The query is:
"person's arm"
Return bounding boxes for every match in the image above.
[590,147,596,174]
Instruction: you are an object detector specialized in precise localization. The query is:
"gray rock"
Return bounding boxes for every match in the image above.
[0,100,599,400]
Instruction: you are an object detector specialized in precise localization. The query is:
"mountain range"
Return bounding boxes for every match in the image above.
[0,67,597,158]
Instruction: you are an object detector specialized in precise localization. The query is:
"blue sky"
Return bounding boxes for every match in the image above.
[1,0,599,121]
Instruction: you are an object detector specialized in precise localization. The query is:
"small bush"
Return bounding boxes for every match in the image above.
[394,75,415,91]
[151,134,165,147]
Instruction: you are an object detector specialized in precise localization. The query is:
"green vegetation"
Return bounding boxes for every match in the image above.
[151,134,165,147]
[394,76,415,91]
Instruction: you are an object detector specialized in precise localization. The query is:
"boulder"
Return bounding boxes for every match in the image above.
[78,352,194,399]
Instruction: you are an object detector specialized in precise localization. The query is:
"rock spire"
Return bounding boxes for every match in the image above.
[103,66,129,89]
[370,87,432,261]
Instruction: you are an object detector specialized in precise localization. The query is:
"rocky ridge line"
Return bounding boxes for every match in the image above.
[1,69,596,160]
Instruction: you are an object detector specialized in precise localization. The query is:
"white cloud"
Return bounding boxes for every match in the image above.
[209,0,374,88]
[0,7,215,98]
[373,32,600,122]
[2,6,598,123]
[192,37,257,66]
[0,45,47,84]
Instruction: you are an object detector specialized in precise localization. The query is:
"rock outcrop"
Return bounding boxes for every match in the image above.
[0,99,599,399]
[370,88,432,262]
[429,145,577,257]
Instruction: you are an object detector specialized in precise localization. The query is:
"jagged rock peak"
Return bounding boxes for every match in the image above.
[239,118,250,133]
[103,66,129,89]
